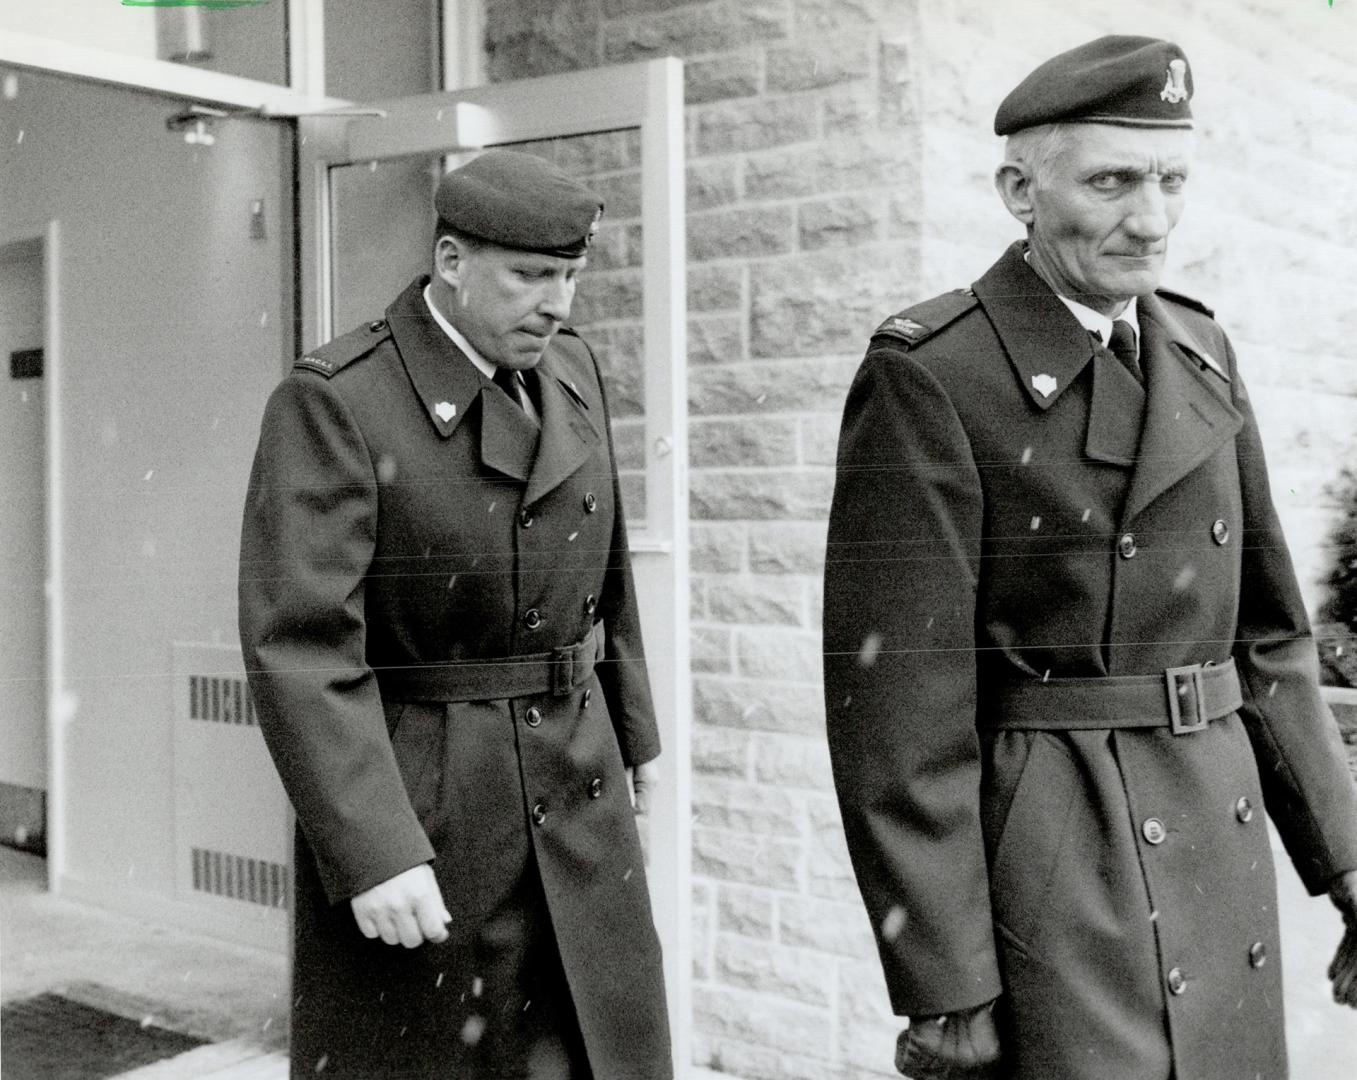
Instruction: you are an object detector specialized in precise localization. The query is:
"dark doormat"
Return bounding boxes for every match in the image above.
[1,992,207,1079]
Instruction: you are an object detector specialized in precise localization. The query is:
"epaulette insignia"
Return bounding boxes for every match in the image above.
[1154,286,1214,318]
[294,318,390,378]
[871,288,979,349]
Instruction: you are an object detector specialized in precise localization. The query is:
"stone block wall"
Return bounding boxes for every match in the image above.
[485,2,1357,1076]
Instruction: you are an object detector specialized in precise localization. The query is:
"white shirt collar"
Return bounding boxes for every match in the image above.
[423,283,496,379]
[1056,294,1140,355]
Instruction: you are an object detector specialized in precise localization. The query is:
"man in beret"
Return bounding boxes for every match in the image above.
[824,35,1357,1080]
[239,149,671,1079]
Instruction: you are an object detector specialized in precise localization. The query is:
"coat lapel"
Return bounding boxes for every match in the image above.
[973,243,1097,412]
[523,343,602,506]
[385,277,483,441]
[1120,293,1242,525]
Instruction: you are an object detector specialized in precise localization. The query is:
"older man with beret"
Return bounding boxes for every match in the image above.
[824,36,1357,1080]
[239,150,670,1079]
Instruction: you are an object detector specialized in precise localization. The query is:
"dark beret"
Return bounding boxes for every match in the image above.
[434,149,603,258]
[994,35,1193,136]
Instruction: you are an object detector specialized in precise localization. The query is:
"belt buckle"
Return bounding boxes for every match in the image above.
[1165,664,1208,735]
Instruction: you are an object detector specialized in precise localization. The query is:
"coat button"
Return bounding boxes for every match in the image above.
[1142,817,1166,845]
[584,593,597,615]
[1167,967,1186,995]
[525,707,542,728]
[523,608,542,630]
[532,802,547,826]
[1118,533,1137,559]
[582,688,592,708]
[368,319,386,333]
[583,492,598,513]
[1249,942,1267,968]
[519,508,534,528]
[1211,519,1230,545]
[1235,796,1254,823]
[588,777,603,799]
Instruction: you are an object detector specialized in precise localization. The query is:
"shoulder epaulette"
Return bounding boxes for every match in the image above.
[871,288,980,349]
[1154,286,1214,318]
[294,318,391,378]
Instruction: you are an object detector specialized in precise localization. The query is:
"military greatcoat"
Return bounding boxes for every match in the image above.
[823,242,1357,1080]
[239,278,670,1079]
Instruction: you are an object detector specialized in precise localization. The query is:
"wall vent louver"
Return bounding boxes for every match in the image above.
[190,846,289,909]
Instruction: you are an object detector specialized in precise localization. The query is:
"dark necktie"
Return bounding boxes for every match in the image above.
[1106,320,1142,384]
[493,366,525,411]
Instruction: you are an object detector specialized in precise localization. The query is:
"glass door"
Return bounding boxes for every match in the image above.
[298,58,691,1072]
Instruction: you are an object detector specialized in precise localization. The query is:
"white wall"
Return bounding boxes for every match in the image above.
[0,238,46,792]
[0,68,291,903]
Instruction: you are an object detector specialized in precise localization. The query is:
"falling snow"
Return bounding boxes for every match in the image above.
[1173,565,1197,591]
[881,906,907,942]
[377,454,398,483]
[436,971,445,988]
[857,632,883,667]
[472,976,483,998]
[2,74,17,99]
[1020,446,1033,465]
[1082,508,1092,522]
[1029,516,1041,531]
[567,532,579,542]
[461,1015,487,1045]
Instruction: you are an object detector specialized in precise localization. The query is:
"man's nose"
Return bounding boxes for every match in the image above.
[539,277,574,321]
[1122,180,1172,243]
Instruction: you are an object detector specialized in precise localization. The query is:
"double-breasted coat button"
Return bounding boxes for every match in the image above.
[1118,533,1138,559]
[1235,796,1254,823]
[583,492,597,513]
[1167,968,1187,995]
[523,608,542,630]
[368,319,386,333]
[525,706,542,728]
[1249,942,1267,968]
[584,593,597,615]
[588,777,603,799]
[1142,817,1167,845]
[582,688,592,708]
[532,802,547,826]
[519,508,534,528]
[1211,519,1230,545]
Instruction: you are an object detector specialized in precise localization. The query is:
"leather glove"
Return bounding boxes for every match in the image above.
[895,999,1002,1079]
[1329,869,1357,1008]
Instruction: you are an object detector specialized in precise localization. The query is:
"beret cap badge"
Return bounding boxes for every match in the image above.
[1160,59,1189,104]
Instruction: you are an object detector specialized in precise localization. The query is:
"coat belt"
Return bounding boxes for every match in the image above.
[375,623,605,703]
[983,658,1243,736]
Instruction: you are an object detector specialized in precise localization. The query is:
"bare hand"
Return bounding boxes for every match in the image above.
[627,759,660,815]
[895,1000,1002,1079]
[350,863,451,948]
[1329,869,1357,1008]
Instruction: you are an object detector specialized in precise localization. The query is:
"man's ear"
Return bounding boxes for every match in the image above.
[994,163,1037,227]
[433,234,468,288]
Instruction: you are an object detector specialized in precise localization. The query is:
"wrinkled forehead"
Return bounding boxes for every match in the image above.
[1058,122,1197,172]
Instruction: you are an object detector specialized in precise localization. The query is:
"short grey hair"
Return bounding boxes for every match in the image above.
[1000,124,1074,186]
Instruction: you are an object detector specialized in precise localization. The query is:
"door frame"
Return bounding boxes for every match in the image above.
[298,57,692,1073]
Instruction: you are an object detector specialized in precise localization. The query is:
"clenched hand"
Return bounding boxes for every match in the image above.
[350,863,452,948]
[1330,868,1357,1008]
[896,1000,1002,1080]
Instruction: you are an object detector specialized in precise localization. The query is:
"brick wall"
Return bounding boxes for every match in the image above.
[485,2,1357,1077]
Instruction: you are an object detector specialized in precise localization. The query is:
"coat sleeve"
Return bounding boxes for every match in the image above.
[587,345,660,767]
[238,374,435,904]
[1226,344,1357,894]
[823,344,1002,1016]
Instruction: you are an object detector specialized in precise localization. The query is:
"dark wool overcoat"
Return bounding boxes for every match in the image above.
[239,278,671,1080]
[823,242,1357,1080]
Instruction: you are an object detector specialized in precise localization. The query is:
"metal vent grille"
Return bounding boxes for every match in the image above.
[188,674,257,725]
[190,846,289,909]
